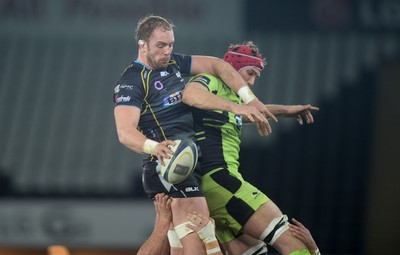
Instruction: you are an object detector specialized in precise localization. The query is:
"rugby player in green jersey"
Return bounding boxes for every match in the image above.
[182,41,320,255]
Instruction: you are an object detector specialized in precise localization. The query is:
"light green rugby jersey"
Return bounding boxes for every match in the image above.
[189,73,243,175]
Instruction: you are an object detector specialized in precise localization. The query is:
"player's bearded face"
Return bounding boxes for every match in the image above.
[146,29,174,70]
[146,47,170,70]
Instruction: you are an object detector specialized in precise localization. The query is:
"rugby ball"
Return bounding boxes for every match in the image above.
[160,139,198,184]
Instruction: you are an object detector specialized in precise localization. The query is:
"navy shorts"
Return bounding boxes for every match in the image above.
[142,159,204,199]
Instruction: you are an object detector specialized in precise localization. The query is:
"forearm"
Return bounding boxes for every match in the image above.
[213,60,246,93]
[183,83,237,112]
[116,127,150,154]
[114,107,158,155]
[191,56,249,94]
[137,220,170,255]
[265,104,288,117]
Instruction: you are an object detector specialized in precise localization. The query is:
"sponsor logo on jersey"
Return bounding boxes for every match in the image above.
[115,95,131,103]
[234,115,242,130]
[154,81,164,90]
[185,186,200,192]
[175,71,182,79]
[163,91,183,107]
[120,84,133,90]
[225,129,239,137]
[114,85,120,93]
[115,84,133,93]
[251,191,260,198]
[191,75,210,85]
[160,71,169,77]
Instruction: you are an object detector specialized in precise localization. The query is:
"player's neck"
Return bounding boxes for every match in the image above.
[136,55,152,70]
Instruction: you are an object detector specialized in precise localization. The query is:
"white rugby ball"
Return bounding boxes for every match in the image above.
[160,139,198,184]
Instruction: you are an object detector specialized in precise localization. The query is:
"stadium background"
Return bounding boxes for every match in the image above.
[0,0,399,254]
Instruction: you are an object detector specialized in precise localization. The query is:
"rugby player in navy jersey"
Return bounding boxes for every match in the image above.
[113,15,277,255]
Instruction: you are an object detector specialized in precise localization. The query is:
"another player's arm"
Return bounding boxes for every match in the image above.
[113,106,175,164]
[137,194,172,255]
[182,81,266,124]
[289,218,320,255]
[265,104,319,125]
[186,211,223,255]
[190,56,277,136]
[242,104,319,125]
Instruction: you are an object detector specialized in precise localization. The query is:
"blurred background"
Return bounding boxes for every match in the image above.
[0,0,399,254]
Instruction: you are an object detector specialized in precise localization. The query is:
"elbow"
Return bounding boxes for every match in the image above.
[211,58,229,76]
[116,130,129,147]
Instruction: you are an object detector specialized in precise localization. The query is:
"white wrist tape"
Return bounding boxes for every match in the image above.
[167,229,183,248]
[196,221,221,254]
[174,221,195,239]
[237,86,257,104]
[143,139,159,155]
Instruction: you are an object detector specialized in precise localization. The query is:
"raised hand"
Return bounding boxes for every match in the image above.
[289,218,319,254]
[283,105,319,125]
[154,193,172,223]
[247,98,278,136]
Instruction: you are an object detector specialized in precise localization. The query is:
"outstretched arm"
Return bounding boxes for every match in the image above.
[190,56,277,135]
[137,193,173,255]
[266,104,319,125]
[182,82,268,126]
[242,104,319,125]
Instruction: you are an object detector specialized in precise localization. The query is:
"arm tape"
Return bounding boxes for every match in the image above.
[237,86,257,104]
[143,139,159,155]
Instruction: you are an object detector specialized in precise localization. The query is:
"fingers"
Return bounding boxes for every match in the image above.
[154,193,162,202]
[291,218,305,228]
[247,107,271,136]
[266,110,278,123]
[247,99,278,122]
[248,107,271,136]
[304,105,319,124]
[303,109,314,124]
[254,120,270,137]
[297,115,303,125]
[154,193,171,206]
[187,211,208,229]
[300,110,315,125]
[155,140,176,165]
[309,105,320,111]
[262,120,272,136]
[186,223,197,231]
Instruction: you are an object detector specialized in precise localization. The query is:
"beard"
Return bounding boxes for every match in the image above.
[146,54,169,70]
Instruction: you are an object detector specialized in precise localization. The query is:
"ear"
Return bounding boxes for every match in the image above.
[138,41,147,53]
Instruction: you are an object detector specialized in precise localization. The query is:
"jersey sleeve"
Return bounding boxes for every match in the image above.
[113,83,145,109]
[172,53,192,76]
[188,73,221,92]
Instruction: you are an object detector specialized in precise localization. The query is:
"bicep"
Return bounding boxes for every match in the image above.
[114,105,141,132]
[190,55,220,75]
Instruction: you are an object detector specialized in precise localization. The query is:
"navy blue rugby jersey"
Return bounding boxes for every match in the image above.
[114,53,194,142]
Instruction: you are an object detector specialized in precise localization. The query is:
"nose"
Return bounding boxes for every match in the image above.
[164,46,172,56]
[248,77,256,86]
